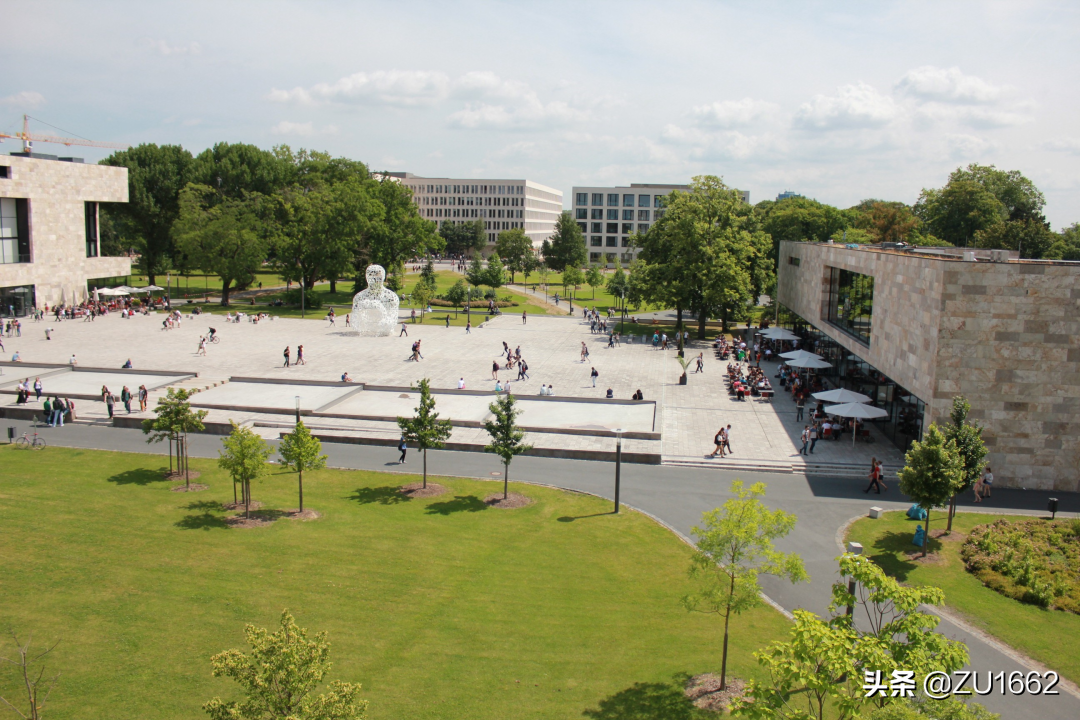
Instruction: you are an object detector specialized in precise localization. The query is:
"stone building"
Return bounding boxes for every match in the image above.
[777,239,1080,492]
[0,153,130,313]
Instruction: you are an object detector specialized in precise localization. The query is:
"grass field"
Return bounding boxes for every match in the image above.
[0,446,792,719]
[846,510,1080,683]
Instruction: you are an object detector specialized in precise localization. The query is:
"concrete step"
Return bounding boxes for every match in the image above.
[664,456,900,477]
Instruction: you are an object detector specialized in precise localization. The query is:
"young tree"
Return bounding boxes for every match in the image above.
[683,481,808,692]
[542,211,587,272]
[943,396,987,531]
[605,263,629,313]
[218,421,273,519]
[419,258,438,291]
[204,610,367,720]
[444,279,468,307]
[898,424,966,557]
[521,252,541,286]
[465,253,487,289]
[735,553,969,720]
[584,265,605,300]
[277,420,327,513]
[396,378,453,489]
[494,227,532,283]
[561,265,584,301]
[485,254,506,291]
[409,282,433,321]
[0,632,61,720]
[142,388,207,489]
[483,393,532,499]
[439,219,486,257]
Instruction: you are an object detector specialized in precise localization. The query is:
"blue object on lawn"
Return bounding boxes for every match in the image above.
[907,504,927,521]
[913,524,926,547]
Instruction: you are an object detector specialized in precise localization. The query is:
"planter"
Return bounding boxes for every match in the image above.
[679,373,688,385]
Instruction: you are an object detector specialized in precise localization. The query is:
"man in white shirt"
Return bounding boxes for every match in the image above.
[458,377,466,389]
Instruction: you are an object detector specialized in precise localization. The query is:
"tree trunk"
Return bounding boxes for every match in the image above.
[245,480,251,519]
[233,478,238,505]
[423,449,428,489]
[329,279,337,294]
[923,509,930,558]
[697,309,708,340]
[220,279,232,306]
[947,495,956,532]
[299,468,304,513]
[168,434,174,474]
[504,463,509,499]
[675,305,683,331]
[183,434,190,488]
[721,573,735,691]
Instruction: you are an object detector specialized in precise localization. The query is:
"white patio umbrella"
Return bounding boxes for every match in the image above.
[787,356,832,370]
[761,327,800,341]
[782,349,825,363]
[824,401,889,446]
[140,285,165,291]
[97,288,129,297]
[813,388,873,404]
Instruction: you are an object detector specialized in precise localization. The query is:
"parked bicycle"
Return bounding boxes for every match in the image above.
[15,421,46,450]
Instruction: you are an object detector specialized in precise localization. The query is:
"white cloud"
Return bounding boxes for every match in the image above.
[661,124,783,161]
[1043,137,1080,154]
[144,38,202,56]
[692,98,781,129]
[914,103,1033,129]
[896,66,1003,104]
[0,91,45,109]
[945,133,995,159]
[270,121,314,136]
[270,70,451,107]
[448,97,587,130]
[794,83,899,130]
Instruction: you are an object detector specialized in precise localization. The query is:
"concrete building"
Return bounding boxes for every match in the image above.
[0,153,130,314]
[392,173,563,252]
[571,183,750,266]
[776,190,802,201]
[777,239,1080,492]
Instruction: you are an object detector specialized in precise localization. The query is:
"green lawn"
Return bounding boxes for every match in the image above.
[0,446,791,719]
[847,510,1080,683]
[124,271,285,299]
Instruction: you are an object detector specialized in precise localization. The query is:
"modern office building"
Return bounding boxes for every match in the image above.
[391,173,563,253]
[570,183,750,266]
[777,239,1080,492]
[776,190,802,201]
[0,153,130,315]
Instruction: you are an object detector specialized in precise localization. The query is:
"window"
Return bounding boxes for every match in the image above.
[654,195,664,208]
[590,252,602,263]
[607,193,619,206]
[789,256,801,266]
[622,209,633,220]
[591,208,603,220]
[0,198,29,265]
[605,209,617,220]
[576,193,588,205]
[85,202,99,257]
[621,223,633,235]
[0,166,9,179]
[576,208,587,220]
[605,253,616,262]
[637,209,650,221]
[621,252,633,263]
[623,194,634,207]
[637,223,650,233]
[826,267,874,345]
[592,193,604,206]
[606,236,617,247]
[590,236,602,247]
[606,223,618,234]
[638,194,650,207]
[591,222,602,234]
[621,237,630,247]
[577,222,587,233]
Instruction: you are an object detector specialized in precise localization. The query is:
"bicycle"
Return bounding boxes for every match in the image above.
[15,421,46,450]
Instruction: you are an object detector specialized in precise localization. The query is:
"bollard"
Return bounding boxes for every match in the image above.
[1048,497,1059,520]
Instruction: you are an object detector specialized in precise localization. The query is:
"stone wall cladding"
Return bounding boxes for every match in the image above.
[778,240,1080,493]
[0,156,130,305]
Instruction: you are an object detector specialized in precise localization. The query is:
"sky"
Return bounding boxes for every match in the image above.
[2,0,1078,228]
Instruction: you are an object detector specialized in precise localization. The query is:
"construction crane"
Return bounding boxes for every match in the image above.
[0,114,128,153]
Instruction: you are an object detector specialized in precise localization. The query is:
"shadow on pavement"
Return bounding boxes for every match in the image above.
[425,495,488,515]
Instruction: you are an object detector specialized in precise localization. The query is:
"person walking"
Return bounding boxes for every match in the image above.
[121,386,132,414]
[465,321,471,334]
[522,310,527,325]
[397,435,408,464]
[105,391,115,419]
[400,322,408,337]
[518,359,529,381]
[33,377,42,400]
[707,427,726,458]
[808,423,819,454]
[796,396,805,422]
[864,458,887,494]
[445,315,450,328]
[980,466,993,498]
[694,353,704,373]
[590,366,599,387]
[723,424,733,455]
[296,345,305,365]
[65,398,76,421]
[283,346,291,368]
[138,384,148,412]
[800,426,809,455]
[491,360,500,381]
[197,336,207,356]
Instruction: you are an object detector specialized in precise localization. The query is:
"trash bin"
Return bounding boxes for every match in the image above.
[7,427,14,443]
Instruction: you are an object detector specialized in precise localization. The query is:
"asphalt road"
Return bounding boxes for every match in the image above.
[8,418,1079,718]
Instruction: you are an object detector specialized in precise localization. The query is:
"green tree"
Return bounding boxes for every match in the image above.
[217,421,273,518]
[364,176,441,289]
[444,279,468,307]
[542,211,587,272]
[520,252,541,285]
[483,393,532,499]
[418,258,438,292]
[142,388,207,489]
[942,396,987,531]
[897,424,966,557]
[409,282,433,321]
[172,184,269,305]
[584,265,605,300]
[100,144,195,285]
[277,420,327,513]
[190,142,295,199]
[974,218,1056,259]
[494,227,533,283]
[485,254,506,291]
[869,696,998,720]
[605,263,628,311]
[735,553,969,720]
[1047,222,1080,260]
[396,378,453,489]
[915,180,1006,248]
[949,163,1045,225]
[204,610,367,720]
[439,219,486,257]
[465,253,487,289]
[560,265,583,300]
[684,480,808,692]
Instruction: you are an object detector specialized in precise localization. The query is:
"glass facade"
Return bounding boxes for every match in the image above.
[826,267,874,345]
[0,284,36,317]
[0,198,30,264]
[778,303,925,452]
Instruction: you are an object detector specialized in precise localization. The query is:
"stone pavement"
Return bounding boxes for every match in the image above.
[0,310,906,471]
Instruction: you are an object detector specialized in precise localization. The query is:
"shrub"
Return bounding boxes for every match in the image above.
[280,288,323,310]
[444,280,467,306]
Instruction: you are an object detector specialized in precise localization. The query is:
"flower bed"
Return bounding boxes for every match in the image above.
[429,298,519,308]
[961,518,1080,612]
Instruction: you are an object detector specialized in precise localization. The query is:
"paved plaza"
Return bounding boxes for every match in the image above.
[0,310,906,470]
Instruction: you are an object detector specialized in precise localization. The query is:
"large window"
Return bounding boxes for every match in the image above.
[576,193,588,205]
[606,209,618,220]
[590,236,602,247]
[606,236,617,247]
[826,267,874,345]
[591,208,603,220]
[637,209,650,221]
[0,284,35,317]
[592,193,603,206]
[0,198,29,264]
[576,208,588,220]
[621,223,633,235]
[607,193,619,206]
[606,223,618,234]
[591,222,602,234]
[623,194,634,207]
[85,201,99,257]
[622,209,633,220]
[638,194,650,207]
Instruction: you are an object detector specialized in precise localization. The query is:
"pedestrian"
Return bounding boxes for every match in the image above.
[43,397,53,427]
[800,426,809,455]
[400,322,408,337]
[980,466,993,498]
[445,315,450,328]
[197,336,207,355]
[465,321,471,334]
[808,423,819,454]
[458,377,466,389]
[708,427,725,458]
[138,384,148,411]
[327,308,336,326]
[864,458,887,494]
[796,396,805,422]
[522,310,527,324]
[33,377,42,400]
[44,328,52,340]
[694,353,704,373]
[518,360,529,380]
[65,398,76,421]
[296,345,305,365]
[590,366,598,387]
[105,392,115,419]
[121,386,132,413]
[398,435,408,464]
[723,424,733,455]
[345,313,351,328]
[283,346,291,367]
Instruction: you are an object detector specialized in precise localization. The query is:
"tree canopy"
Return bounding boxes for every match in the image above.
[542,211,587,272]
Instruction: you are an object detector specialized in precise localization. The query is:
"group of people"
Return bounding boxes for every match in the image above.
[100,384,149,417]
[707,424,734,458]
[726,362,772,401]
[283,345,306,367]
[13,377,43,404]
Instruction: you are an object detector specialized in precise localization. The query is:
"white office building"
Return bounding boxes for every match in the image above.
[571,183,750,266]
[392,173,563,253]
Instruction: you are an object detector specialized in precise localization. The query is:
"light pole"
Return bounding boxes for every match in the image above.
[295,395,301,425]
[613,428,624,513]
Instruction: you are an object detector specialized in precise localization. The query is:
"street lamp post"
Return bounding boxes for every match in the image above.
[613,428,624,513]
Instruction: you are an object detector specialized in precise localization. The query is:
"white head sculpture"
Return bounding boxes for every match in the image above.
[352,264,398,337]
[366,264,386,291]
